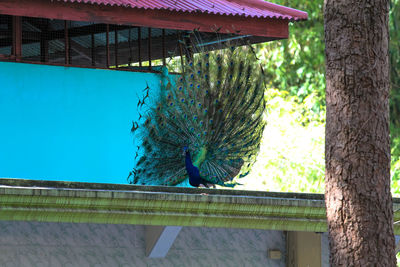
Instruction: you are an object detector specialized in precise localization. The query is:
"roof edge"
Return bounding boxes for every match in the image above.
[0,0,290,38]
[1,178,400,234]
[0,178,326,232]
[56,0,308,21]
[229,0,308,21]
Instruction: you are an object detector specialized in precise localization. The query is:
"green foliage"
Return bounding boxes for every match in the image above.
[256,0,326,124]
[390,0,400,197]
[162,0,400,193]
[237,90,325,192]
[235,0,327,192]
[238,0,400,195]
[390,0,400,128]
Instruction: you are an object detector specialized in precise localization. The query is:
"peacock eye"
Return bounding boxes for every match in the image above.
[197,85,200,88]
[181,98,185,102]
[190,84,193,87]
[169,103,173,106]
[198,103,201,107]
[179,87,182,90]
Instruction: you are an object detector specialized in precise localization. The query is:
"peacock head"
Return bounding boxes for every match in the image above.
[183,146,189,155]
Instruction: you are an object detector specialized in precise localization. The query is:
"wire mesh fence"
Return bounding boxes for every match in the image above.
[0,14,261,72]
[0,15,12,56]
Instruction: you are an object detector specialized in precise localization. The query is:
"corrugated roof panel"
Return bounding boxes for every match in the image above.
[58,0,307,21]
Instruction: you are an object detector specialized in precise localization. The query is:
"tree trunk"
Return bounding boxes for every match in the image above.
[324,0,395,266]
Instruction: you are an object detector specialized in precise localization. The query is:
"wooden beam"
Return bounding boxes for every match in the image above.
[145,226,182,258]
[114,27,118,67]
[137,27,142,67]
[106,24,109,68]
[12,16,22,61]
[148,27,151,70]
[64,20,69,65]
[0,0,288,39]
[287,231,322,267]
[91,31,95,66]
[40,19,49,62]
[162,29,166,66]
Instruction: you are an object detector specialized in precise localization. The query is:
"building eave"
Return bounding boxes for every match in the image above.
[0,0,291,39]
[1,178,400,234]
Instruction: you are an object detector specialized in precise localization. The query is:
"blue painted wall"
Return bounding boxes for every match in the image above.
[0,62,163,184]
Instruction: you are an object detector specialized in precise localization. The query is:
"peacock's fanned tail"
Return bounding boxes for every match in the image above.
[130,42,266,186]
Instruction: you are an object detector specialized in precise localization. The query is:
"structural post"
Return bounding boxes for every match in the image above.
[40,20,49,62]
[12,16,22,61]
[287,231,322,267]
[64,20,69,65]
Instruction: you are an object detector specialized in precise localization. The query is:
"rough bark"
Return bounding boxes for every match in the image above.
[324,0,395,266]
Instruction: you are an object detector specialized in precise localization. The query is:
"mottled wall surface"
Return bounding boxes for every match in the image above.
[0,62,163,184]
[0,221,286,267]
[321,233,330,267]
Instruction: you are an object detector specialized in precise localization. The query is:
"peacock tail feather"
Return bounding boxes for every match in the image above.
[130,38,266,186]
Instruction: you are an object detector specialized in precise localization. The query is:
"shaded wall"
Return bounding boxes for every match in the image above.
[0,62,163,184]
[0,221,286,267]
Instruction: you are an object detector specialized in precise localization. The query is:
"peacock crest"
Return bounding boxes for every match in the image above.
[129,37,266,187]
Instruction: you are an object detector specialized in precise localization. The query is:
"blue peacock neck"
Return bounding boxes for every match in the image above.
[185,150,194,169]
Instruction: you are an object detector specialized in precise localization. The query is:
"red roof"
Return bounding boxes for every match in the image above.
[60,0,308,21]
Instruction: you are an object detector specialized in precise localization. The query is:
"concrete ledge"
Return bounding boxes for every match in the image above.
[1,178,399,234]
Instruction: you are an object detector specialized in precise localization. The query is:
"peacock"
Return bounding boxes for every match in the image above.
[128,38,266,187]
